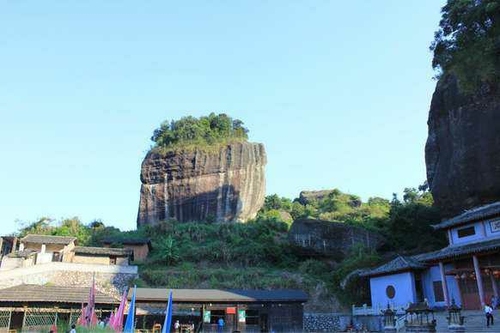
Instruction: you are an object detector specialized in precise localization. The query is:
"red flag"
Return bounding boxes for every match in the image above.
[82,274,97,326]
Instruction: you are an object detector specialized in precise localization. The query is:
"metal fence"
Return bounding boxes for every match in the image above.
[23,308,57,331]
[0,310,11,332]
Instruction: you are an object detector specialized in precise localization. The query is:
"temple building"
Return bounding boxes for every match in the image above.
[361,202,500,310]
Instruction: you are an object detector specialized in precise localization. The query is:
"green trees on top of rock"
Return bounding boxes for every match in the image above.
[431,0,500,91]
[151,113,249,152]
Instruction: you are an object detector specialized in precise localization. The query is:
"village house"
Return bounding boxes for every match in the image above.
[361,202,500,311]
[130,288,308,333]
[1,234,133,269]
[0,284,118,331]
[18,234,76,264]
[0,236,18,258]
[64,246,133,265]
[101,237,152,261]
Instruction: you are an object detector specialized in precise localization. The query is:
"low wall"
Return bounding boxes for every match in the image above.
[0,262,138,296]
[0,257,34,271]
[352,315,383,332]
[304,313,351,332]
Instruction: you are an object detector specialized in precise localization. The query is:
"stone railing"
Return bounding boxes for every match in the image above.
[352,303,406,316]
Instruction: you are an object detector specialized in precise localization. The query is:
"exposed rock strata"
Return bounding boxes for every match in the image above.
[425,75,500,217]
[298,190,335,205]
[137,142,266,226]
[288,218,383,259]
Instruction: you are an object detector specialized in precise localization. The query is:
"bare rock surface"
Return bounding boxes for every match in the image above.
[288,218,383,259]
[425,76,500,217]
[137,142,266,226]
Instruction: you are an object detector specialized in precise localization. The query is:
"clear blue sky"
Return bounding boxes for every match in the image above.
[0,0,446,234]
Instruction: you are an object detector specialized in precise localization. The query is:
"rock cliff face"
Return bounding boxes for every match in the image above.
[425,75,500,217]
[137,142,266,226]
[288,218,383,259]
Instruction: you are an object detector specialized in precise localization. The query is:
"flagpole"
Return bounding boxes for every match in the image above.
[123,285,137,333]
[161,290,173,333]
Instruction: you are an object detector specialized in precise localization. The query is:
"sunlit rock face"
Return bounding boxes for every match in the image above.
[425,75,500,217]
[137,142,266,226]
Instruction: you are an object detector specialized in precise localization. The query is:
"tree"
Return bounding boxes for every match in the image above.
[150,113,249,151]
[431,0,500,91]
[153,236,180,266]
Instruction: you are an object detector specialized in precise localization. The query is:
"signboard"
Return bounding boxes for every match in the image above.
[203,310,211,323]
[238,310,246,323]
[226,307,236,314]
[490,220,500,233]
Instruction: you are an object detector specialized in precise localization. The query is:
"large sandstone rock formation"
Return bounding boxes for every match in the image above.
[298,189,362,208]
[425,75,500,217]
[288,218,383,259]
[137,142,266,226]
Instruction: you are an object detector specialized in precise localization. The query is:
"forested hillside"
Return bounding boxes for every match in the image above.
[13,185,445,310]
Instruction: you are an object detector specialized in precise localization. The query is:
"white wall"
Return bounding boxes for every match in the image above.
[450,222,485,245]
[370,272,416,309]
[484,218,500,238]
[421,264,461,307]
[36,252,53,264]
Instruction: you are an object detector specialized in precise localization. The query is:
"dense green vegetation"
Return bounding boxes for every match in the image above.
[260,190,390,231]
[431,0,500,91]
[13,184,445,309]
[260,186,445,253]
[151,113,249,152]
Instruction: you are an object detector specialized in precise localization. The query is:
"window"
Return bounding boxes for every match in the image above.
[210,310,224,324]
[433,281,444,302]
[386,285,396,299]
[245,310,259,325]
[457,226,475,238]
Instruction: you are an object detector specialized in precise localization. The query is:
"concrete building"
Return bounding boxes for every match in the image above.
[361,202,500,311]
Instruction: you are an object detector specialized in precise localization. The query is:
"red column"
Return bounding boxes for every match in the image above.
[439,262,450,306]
[473,255,485,307]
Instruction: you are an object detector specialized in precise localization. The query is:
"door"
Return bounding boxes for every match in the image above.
[459,278,481,309]
[259,313,268,333]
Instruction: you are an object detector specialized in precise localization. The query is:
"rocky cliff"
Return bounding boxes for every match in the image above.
[137,142,266,226]
[288,218,383,259]
[425,75,500,217]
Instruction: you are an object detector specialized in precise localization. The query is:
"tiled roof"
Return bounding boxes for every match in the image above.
[359,256,427,277]
[0,284,118,304]
[21,234,77,245]
[432,202,500,230]
[413,237,500,262]
[7,250,36,259]
[101,237,152,250]
[73,246,132,256]
[131,288,308,303]
[101,237,151,245]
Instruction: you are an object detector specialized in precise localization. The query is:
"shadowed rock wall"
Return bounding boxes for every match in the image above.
[137,142,266,226]
[288,218,383,259]
[425,76,500,217]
